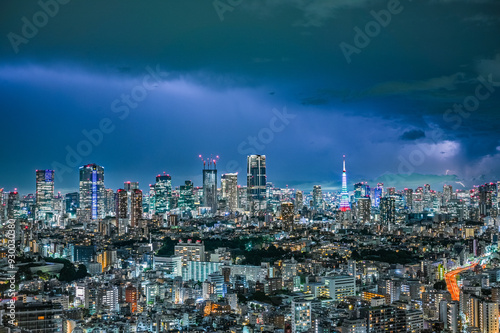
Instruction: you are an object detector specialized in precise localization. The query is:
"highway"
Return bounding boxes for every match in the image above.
[445,263,478,301]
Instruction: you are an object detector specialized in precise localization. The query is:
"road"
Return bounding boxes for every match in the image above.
[445,263,478,301]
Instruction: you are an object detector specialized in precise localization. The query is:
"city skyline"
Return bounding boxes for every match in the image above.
[2,154,495,196]
[1,1,500,194]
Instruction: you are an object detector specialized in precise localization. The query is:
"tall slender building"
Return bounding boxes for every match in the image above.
[312,185,323,210]
[221,173,238,211]
[154,173,172,214]
[35,169,54,219]
[247,155,266,212]
[130,189,143,228]
[203,168,217,213]
[340,155,350,212]
[79,164,105,220]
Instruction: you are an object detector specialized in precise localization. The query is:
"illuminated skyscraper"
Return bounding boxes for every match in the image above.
[115,189,128,234]
[312,185,323,210]
[221,173,238,211]
[357,197,371,224]
[340,155,350,212]
[79,164,105,220]
[380,196,396,225]
[295,190,303,211]
[35,169,54,219]
[179,180,195,211]
[247,155,266,212]
[130,189,143,228]
[154,173,172,214]
[203,169,217,213]
[443,184,453,205]
[7,190,20,219]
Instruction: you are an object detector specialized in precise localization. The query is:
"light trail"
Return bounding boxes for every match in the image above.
[445,263,478,301]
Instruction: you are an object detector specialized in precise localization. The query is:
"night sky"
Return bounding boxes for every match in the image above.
[1,0,500,194]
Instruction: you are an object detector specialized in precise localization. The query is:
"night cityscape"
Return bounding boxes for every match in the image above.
[1,1,500,333]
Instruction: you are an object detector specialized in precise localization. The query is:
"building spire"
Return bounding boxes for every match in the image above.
[340,155,350,212]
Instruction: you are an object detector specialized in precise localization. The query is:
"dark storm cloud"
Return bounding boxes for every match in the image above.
[400,129,426,141]
[1,0,500,193]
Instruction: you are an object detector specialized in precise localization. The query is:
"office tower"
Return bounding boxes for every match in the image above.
[312,185,323,210]
[323,275,356,301]
[79,164,105,220]
[340,155,351,212]
[404,188,413,210]
[357,197,371,224]
[238,186,247,209]
[281,202,294,229]
[443,184,453,205]
[104,188,115,216]
[72,245,96,262]
[372,184,383,207]
[130,189,142,228]
[65,192,79,217]
[221,173,238,211]
[35,169,54,219]
[295,190,303,211]
[116,189,128,234]
[179,180,195,211]
[380,196,396,225]
[148,184,156,214]
[247,155,266,212]
[124,181,139,192]
[7,190,20,219]
[202,164,217,213]
[154,173,172,214]
[291,299,312,333]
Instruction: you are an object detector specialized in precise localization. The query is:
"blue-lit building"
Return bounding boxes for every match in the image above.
[79,164,105,220]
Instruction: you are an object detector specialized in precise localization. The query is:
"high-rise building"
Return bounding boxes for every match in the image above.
[65,192,79,217]
[380,196,396,225]
[7,190,20,219]
[291,298,312,333]
[480,300,499,333]
[312,185,323,210]
[295,191,303,211]
[357,197,371,224]
[404,188,413,210]
[443,184,453,205]
[131,189,143,228]
[203,168,217,213]
[221,173,238,211]
[79,164,105,220]
[340,155,351,212]
[116,189,128,234]
[7,302,63,333]
[154,173,172,214]
[247,155,266,212]
[35,169,54,219]
[179,180,195,211]
[281,202,294,229]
